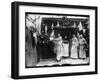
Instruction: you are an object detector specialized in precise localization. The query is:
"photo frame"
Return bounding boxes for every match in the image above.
[11,1,98,79]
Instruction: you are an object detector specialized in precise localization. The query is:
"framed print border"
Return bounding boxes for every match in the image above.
[11,1,98,79]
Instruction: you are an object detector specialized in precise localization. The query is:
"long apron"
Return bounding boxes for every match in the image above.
[70,38,78,58]
[79,38,86,58]
[53,40,63,61]
[63,43,69,57]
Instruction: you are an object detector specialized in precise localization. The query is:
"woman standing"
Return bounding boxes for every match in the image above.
[50,33,63,61]
[25,27,38,67]
[63,36,69,58]
[70,35,78,58]
[79,34,87,59]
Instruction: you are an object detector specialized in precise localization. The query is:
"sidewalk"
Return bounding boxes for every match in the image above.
[36,57,89,66]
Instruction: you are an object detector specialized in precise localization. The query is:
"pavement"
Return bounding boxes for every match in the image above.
[36,57,89,66]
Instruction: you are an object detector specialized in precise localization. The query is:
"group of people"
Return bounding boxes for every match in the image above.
[49,30,88,61]
[25,25,89,67]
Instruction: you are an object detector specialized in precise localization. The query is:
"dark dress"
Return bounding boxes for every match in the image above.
[25,28,37,67]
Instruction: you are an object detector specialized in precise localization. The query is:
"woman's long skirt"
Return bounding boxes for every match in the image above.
[79,45,86,58]
[70,45,78,58]
[63,43,69,57]
[54,42,63,61]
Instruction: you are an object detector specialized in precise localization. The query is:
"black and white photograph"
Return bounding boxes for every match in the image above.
[25,13,90,68]
[11,1,97,79]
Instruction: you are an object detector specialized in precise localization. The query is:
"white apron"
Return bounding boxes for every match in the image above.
[63,43,69,57]
[54,40,63,61]
[70,37,78,58]
[79,38,86,58]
